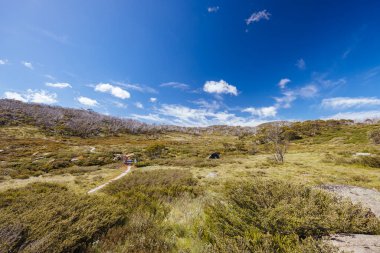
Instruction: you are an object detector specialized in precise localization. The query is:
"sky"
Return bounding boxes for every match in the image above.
[1,0,380,126]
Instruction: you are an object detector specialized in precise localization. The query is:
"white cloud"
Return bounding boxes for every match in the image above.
[95,83,130,99]
[322,97,380,109]
[0,59,8,65]
[296,58,306,70]
[274,91,297,108]
[160,82,190,90]
[46,82,72,88]
[298,85,318,98]
[135,102,144,109]
[4,91,28,102]
[26,89,57,104]
[132,114,166,123]
[77,96,98,107]
[278,78,291,89]
[116,82,157,93]
[324,110,380,121]
[203,80,238,96]
[208,6,219,13]
[44,74,55,80]
[150,97,157,103]
[21,61,33,70]
[192,99,221,111]
[4,90,57,104]
[113,101,127,108]
[246,10,271,25]
[242,106,277,118]
[151,104,266,127]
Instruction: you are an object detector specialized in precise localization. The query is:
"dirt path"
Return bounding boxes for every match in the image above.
[88,166,131,194]
[322,185,380,253]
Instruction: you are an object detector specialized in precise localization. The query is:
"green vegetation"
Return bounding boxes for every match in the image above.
[1,101,380,252]
[201,179,379,253]
[0,183,124,253]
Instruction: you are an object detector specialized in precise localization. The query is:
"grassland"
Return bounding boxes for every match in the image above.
[0,121,380,252]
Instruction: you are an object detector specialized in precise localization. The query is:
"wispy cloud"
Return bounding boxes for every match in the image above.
[4,89,58,104]
[363,66,380,81]
[322,97,380,109]
[208,6,219,13]
[242,106,277,118]
[342,48,352,59]
[113,101,127,108]
[246,10,271,25]
[21,61,33,70]
[149,97,157,103]
[135,102,144,109]
[116,82,157,94]
[192,99,222,111]
[295,58,306,70]
[278,78,291,89]
[94,83,131,99]
[274,91,297,109]
[203,80,238,96]
[32,27,69,45]
[0,59,8,65]
[298,85,318,98]
[77,96,98,107]
[44,74,55,80]
[46,82,72,89]
[324,110,380,121]
[160,82,190,90]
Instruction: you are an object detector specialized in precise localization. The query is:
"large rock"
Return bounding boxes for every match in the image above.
[328,234,380,253]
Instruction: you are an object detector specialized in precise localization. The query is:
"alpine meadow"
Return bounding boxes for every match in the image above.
[1,1,380,252]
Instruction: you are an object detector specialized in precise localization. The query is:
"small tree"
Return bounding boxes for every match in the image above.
[263,122,288,163]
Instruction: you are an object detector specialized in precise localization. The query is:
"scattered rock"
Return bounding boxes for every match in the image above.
[354,153,372,157]
[321,185,380,217]
[322,185,380,253]
[206,172,218,178]
[327,234,380,253]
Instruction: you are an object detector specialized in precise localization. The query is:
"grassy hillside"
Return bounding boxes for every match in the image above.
[1,102,380,252]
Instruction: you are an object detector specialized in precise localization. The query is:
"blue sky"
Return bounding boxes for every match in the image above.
[1,0,380,126]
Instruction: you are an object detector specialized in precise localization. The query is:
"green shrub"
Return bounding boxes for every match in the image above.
[135,161,150,167]
[0,183,124,253]
[200,179,380,252]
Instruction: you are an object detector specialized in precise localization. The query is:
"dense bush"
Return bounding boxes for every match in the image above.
[0,183,124,253]
[200,179,380,252]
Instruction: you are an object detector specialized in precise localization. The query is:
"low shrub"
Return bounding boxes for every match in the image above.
[200,179,380,252]
[135,161,150,167]
[0,183,125,253]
